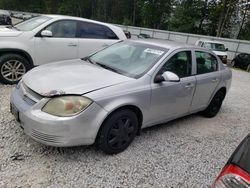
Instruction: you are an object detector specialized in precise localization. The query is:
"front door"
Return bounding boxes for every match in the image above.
[34,20,79,65]
[150,50,196,124]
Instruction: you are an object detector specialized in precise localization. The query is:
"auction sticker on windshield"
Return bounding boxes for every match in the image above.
[144,48,164,55]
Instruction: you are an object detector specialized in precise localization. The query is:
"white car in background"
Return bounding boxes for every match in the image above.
[195,39,228,64]
[0,15,127,84]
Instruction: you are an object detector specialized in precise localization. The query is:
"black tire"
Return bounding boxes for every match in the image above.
[202,91,225,118]
[231,60,235,67]
[97,109,138,154]
[247,64,250,72]
[0,53,30,85]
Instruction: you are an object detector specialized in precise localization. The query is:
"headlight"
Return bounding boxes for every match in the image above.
[42,96,92,117]
[223,55,227,60]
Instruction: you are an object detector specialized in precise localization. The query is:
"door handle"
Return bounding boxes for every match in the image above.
[68,43,77,47]
[212,78,219,82]
[185,83,194,89]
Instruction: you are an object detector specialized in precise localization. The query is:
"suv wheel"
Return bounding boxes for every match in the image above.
[0,54,30,84]
[97,109,138,154]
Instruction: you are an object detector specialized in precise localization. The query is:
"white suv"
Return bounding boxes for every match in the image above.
[195,39,228,64]
[0,15,127,84]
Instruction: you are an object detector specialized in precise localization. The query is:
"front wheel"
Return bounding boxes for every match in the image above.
[0,54,30,84]
[97,109,138,154]
[202,91,225,118]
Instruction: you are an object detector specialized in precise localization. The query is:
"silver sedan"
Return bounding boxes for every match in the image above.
[10,40,232,154]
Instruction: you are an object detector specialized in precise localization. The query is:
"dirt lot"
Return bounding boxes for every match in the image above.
[0,69,250,188]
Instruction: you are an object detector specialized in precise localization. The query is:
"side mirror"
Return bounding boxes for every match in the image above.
[41,30,53,37]
[154,71,180,83]
[225,48,228,51]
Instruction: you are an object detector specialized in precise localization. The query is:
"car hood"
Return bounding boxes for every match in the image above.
[0,27,23,37]
[23,60,133,97]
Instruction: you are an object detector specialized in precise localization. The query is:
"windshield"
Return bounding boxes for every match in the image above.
[89,42,167,78]
[15,16,51,31]
[204,42,226,52]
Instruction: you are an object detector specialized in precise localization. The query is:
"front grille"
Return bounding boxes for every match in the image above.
[31,129,65,144]
[18,82,43,106]
[23,95,36,106]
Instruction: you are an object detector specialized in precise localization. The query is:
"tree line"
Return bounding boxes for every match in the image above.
[0,0,249,40]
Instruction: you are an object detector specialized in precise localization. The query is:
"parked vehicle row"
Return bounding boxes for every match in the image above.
[0,14,127,84]
[2,12,244,187]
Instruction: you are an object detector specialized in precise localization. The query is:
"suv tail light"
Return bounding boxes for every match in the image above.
[213,164,250,188]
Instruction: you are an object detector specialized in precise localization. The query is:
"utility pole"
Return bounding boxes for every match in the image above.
[237,0,249,39]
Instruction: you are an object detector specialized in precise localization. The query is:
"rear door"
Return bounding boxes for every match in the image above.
[190,51,221,110]
[34,20,79,65]
[77,21,120,58]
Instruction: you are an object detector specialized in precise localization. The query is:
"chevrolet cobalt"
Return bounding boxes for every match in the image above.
[10,40,232,154]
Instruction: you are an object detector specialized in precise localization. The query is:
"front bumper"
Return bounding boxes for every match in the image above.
[10,86,108,147]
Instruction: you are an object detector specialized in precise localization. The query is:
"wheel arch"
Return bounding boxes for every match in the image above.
[95,104,143,143]
[0,48,34,67]
[217,87,227,100]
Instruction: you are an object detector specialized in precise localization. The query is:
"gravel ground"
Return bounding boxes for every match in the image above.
[0,69,250,188]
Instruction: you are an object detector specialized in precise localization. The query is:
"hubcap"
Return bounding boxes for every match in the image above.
[107,117,135,149]
[1,60,26,82]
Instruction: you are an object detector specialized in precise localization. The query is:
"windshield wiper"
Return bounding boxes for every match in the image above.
[6,25,19,31]
[95,62,120,74]
[82,57,121,74]
[82,57,96,65]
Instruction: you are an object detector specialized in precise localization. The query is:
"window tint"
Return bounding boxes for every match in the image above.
[45,20,77,38]
[160,51,192,78]
[78,21,118,39]
[196,51,218,74]
[202,42,226,52]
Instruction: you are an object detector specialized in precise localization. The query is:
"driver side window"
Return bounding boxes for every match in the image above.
[45,20,77,38]
[160,51,192,78]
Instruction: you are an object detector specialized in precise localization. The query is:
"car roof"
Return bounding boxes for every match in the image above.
[45,14,116,28]
[198,39,225,45]
[131,39,201,50]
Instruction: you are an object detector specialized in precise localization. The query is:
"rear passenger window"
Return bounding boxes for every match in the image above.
[78,21,118,40]
[196,51,218,74]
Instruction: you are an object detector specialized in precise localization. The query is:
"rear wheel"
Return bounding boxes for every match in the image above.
[97,109,138,154]
[202,91,225,118]
[0,54,30,84]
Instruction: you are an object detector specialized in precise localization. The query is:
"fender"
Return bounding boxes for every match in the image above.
[0,48,34,67]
